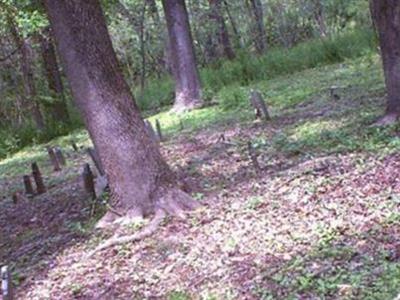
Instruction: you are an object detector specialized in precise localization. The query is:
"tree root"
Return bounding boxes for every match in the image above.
[87,209,166,258]
[371,113,399,127]
[88,188,201,257]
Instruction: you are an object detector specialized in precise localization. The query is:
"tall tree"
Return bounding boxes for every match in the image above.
[162,0,203,112]
[208,0,235,59]
[44,0,199,226]
[8,16,45,131]
[248,0,267,54]
[312,0,327,38]
[370,0,400,125]
[39,27,70,124]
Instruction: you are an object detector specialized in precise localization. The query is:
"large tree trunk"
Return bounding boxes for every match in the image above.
[8,17,45,131]
[208,0,235,60]
[370,0,400,124]
[44,0,198,225]
[162,0,203,112]
[249,0,267,54]
[39,27,70,124]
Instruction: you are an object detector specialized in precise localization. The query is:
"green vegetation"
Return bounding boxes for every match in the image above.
[0,29,375,159]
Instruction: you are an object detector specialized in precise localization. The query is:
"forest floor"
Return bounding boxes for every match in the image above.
[2,53,400,299]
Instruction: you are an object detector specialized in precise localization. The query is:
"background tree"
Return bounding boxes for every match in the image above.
[44,0,199,226]
[370,0,400,125]
[39,26,70,124]
[162,0,203,112]
[248,0,267,54]
[208,0,235,60]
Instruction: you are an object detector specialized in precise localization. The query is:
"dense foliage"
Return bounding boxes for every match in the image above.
[0,0,372,158]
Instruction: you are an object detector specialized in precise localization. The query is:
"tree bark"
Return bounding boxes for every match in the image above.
[146,0,173,73]
[249,0,267,54]
[312,0,327,38]
[8,17,45,131]
[162,0,203,112]
[39,27,70,124]
[44,0,199,225]
[208,0,235,60]
[370,0,400,121]
[116,1,147,93]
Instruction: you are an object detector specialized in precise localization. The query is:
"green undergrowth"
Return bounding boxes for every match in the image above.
[0,28,376,160]
[137,28,376,111]
[2,51,397,180]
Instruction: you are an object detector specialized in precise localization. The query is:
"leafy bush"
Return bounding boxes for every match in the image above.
[217,85,249,111]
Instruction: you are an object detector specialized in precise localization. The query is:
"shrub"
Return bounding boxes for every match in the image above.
[217,85,249,111]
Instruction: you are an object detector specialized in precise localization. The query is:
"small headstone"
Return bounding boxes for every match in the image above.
[71,142,78,152]
[86,147,105,176]
[82,163,96,200]
[145,120,160,144]
[32,162,46,194]
[54,147,66,166]
[247,141,261,173]
[1,265,13,300]
[250,90,270,122]
[47,147,61,171]
[11,192,18,204]
[155,119,163,141]
[329,86,340,100]
[23,175,34,196]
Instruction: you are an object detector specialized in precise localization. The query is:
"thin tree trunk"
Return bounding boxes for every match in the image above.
[370,0,400,122]
[208,0,235,60]
[146,0,173,73]
[8,17,45,131]
[249,0,267,54]
[44,0,199,225]
[222,0,243,49]
[39,27,70,124]
[162,0,203,112]
[116,1,147,93]
[313,0,327,38]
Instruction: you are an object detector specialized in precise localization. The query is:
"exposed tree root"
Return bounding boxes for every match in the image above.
[371,113,399,127]
[88,209,166,258]
[88,188,200,257]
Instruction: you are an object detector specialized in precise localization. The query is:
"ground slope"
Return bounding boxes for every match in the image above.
[1,54,400,299]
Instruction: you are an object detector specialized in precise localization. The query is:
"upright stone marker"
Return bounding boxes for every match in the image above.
[47,147,61,171]
[155,119,163,142]
[247,141,261,173]
[250,90,270,122]
[32,162,46,194]
[23,175,34,196]
[1,265,13,300]
[55,147,66,166]
[82,163,96,200]
[87,147,105,176]
[145,120,160,144]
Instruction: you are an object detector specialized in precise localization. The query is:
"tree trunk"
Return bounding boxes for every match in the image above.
[249,0,267,54]
[222,0,243,49]
[39,27,70,124]
[162,0,203,112]
[313,0,327,38]
[44,0,198,225]
[8,17,45,131]
[208,0,235,60]
[146,0,173,73]
[116,1,147,93]
[370,0,400,122]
